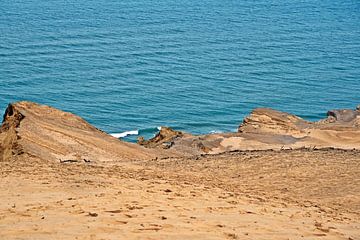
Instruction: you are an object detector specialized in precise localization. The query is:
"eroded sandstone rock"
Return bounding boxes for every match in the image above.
[138,127,185,149]
[0,101,160,162]
[1,102,359,161]
[239,105,360,135]
[327,109,359,123]
[0,104,24,161]
[238,108,311,135]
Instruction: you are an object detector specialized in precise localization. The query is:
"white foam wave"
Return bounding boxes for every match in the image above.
[111,130,139,138]
[157,126,162,130]
[210,130,223,134]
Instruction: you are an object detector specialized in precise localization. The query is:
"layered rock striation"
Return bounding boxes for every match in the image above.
[0,102,159,162]
[1,101,359,162]
[140,105,360,155]
[239,106,360,135]
[238,108,311,135]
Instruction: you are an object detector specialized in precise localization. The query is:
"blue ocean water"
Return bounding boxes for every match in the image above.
[1,0,359,141]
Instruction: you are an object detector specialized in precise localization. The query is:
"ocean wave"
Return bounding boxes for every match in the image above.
[111,127,228,139]
[138,127,162,135]
[111,130,139,138]
[110,127,162,139]
[210,130,223,134]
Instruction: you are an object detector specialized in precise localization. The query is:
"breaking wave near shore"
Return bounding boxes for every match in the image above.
[110,127,227,142]
[111,127,163,142]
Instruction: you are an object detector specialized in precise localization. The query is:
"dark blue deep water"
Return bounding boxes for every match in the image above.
[1,0,360,140]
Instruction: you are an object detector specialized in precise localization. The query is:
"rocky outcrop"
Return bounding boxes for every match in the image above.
[239,106,360,135]
[325,108,360,127]
[1,102,359,162]
[230,105,360,152]
[138,105,360,155]
[327,109,357,122]
[0,101,161,162]
[0,104,25,161]
[238,108,311,135]
[1,104,25,132]
[138,127,185,149]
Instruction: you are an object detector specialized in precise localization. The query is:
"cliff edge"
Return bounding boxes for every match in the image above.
[1,102,359,162]
[0,101,159,162]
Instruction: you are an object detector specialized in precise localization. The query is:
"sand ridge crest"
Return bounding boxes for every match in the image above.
[0,101,169,163]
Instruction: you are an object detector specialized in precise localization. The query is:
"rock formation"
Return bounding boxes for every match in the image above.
[238,108,311,135]
[325,108,360,127]
[1,102,359,239]
[1,102,359,162]
[138,127,185,149]
[0,101,161,162]
[239,106,360,134]
[141,105,360,154]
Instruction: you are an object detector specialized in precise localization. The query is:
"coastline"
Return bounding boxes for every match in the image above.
[0,102,359,239]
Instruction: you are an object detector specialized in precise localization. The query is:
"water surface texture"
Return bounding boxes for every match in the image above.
[1,0,359,140]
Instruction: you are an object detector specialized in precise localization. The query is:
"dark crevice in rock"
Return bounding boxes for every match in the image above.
[1,103,25,161]
[1,104,25,132]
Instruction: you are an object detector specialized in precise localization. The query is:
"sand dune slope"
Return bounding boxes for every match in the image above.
[0,101,161,163]
[0,150,359,239]
[0,102,359,239]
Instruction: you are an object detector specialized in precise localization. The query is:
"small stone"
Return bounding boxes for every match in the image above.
[88,212,98,217]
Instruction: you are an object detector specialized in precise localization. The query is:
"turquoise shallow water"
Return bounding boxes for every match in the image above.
[1,0,359,141]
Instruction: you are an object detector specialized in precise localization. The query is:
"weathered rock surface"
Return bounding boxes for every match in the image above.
[1,102,359,161]
[141,105,360,155]
[238,108,311,135]
[0,101,161,162]
[326,109,360,124]
[1,102,359,239]
[138,127,185,149]
[240,106,360,134]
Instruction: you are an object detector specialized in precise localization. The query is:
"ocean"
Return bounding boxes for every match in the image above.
[1,0,359,141]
